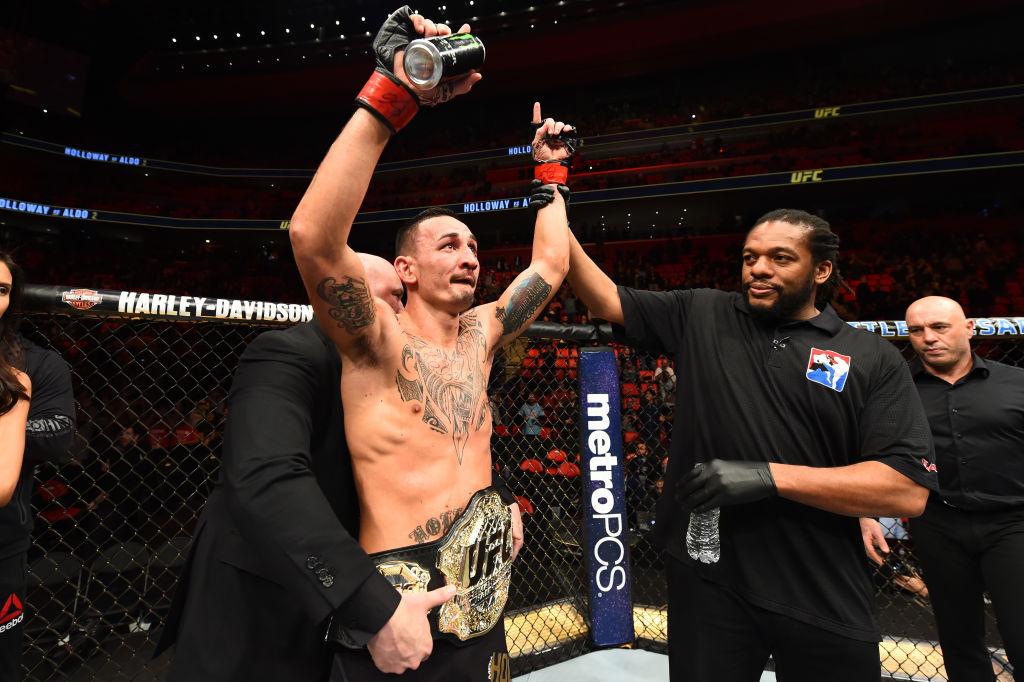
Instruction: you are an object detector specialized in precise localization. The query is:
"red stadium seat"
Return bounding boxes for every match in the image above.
[520,458,544,474]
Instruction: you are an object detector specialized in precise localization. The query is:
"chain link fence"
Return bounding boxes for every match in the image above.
[18,294,1023,681]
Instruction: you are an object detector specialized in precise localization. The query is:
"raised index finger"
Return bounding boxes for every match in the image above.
[532,102,542,125]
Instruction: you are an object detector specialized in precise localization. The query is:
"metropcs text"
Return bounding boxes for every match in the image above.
[586,393,628,594]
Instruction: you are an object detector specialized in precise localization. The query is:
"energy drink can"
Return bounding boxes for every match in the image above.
[403,33,486,89]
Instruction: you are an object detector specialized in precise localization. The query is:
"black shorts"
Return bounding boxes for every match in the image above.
[330,620,510,682]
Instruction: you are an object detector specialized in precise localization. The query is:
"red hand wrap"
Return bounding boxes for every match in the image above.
[534,163,568,185]
[355,71,419,133]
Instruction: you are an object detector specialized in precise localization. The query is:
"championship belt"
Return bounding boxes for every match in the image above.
[371,487,513,644]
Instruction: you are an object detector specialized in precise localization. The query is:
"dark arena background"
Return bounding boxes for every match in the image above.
[2,0,1023,679]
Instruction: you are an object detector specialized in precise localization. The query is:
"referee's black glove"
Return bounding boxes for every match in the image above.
[676,459,777,512]
[528,179,570,211]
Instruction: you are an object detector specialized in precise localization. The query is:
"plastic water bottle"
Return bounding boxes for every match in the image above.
[686,508,721,563]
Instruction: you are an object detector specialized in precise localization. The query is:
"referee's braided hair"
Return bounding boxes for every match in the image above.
[751,209,841,309]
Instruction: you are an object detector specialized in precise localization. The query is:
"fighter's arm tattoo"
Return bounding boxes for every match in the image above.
[408,507,464,544]
[316,276,376,333]
[494,273,553,336]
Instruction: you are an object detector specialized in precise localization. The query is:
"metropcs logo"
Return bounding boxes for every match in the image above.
[0,592,24,634]
[585,393,628,593]
[61,288,102,310]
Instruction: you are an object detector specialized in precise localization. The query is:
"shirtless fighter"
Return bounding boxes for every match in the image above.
[289,7,575,680]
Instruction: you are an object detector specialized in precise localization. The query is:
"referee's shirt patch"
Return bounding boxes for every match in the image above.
[806,348,852,392]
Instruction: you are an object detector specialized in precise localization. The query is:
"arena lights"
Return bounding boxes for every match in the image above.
[236,32,241,37]
[172,38,177,43]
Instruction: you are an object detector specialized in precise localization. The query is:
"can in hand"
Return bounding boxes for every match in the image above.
[403,33,486,89]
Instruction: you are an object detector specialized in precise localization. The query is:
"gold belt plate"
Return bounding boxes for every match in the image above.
[436,490,513,641]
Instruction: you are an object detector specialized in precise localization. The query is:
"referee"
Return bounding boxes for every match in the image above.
[567,209,937,682]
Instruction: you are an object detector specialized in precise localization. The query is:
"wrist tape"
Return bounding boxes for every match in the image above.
[355,70,419,133]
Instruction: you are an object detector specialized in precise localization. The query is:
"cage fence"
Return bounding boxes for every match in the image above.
[17,291,1021,681]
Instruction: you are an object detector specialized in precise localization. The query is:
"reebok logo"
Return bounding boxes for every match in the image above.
[0,593,23,634]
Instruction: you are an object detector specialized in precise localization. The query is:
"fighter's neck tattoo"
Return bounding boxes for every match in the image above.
[494,273,552,336]
[395,310,489,464]
[315,276,375,333]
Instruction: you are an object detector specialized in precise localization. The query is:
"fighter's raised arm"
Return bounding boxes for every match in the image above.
[477,103,575,349]
[289,6,480,359]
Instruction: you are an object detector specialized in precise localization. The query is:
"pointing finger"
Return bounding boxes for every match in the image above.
[532,102,542,125]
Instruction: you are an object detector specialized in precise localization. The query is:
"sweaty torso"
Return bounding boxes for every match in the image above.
[341,309,494,554]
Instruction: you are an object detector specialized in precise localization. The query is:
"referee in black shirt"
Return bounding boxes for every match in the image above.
[903,296,1023,680]
[567,209,937,682]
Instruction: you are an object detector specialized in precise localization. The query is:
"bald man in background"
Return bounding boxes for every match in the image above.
[863,296,1024,680]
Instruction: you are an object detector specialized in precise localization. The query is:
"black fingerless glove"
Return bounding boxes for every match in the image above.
[355,5,420,133]
[533,125,581,185]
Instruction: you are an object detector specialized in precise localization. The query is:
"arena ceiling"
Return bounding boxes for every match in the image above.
[5,0,1020,119]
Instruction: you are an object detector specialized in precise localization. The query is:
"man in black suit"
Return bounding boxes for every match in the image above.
[158,253,450,681]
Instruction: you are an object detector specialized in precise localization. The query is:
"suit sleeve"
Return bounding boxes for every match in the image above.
[24,346,76,463]
[221,329,398,642]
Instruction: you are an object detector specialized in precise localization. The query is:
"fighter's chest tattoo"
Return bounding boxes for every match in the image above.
[395,311,490,464]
